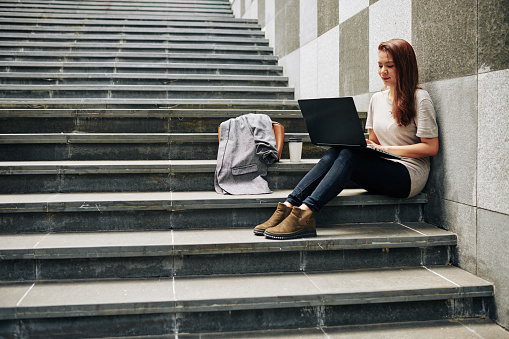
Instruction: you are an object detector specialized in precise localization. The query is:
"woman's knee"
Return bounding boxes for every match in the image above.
[319,147,341,164]
[337,148,355,163]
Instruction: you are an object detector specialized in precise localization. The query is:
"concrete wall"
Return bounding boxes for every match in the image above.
[230,0,509,330]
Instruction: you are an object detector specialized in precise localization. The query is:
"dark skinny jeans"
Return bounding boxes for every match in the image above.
[286,147,411,212]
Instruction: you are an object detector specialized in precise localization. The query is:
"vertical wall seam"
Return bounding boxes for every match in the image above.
[475,0,479,276]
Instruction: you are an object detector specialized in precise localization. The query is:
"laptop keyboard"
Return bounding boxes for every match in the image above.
[366,146,402,159]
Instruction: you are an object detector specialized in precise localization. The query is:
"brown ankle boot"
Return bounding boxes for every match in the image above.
[253,203,291,236]
[264,207,317,240]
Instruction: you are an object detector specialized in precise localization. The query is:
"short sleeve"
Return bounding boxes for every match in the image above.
[415,91,439,139]
[365,95,374,130]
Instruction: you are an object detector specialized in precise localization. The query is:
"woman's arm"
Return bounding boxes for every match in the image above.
[367,129,439,158]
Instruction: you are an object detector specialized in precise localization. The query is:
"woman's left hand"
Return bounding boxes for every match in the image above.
[366,136,439,158]
[366,139,387,151]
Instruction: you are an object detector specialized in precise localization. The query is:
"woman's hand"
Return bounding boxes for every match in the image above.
[367,130,439,158]
[366,139,387,151]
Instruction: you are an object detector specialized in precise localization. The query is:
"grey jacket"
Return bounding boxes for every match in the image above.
[214,114,278,195]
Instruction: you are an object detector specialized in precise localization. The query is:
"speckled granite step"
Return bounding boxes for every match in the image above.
[0,132,318,161]
[0,32,269,45]
[0,159,318,193]
[0,222,456,281]
[0,266,493,335]
[0,189,427,234]
[0,61,285,76]
[0,98,298,109]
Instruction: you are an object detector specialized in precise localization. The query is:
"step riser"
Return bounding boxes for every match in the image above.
[0,101,300,110]
[0,143,323,161]
[0,90,294,100]
[0,21,261,29]
[0,9,234,17]
[0,14,252,24]
[0,55,278,64]
[0,204,424,234]
[0,37,269,45]
[0,298,489,337]
[1,29,264,38]
[0,46,273,55]
[2,247,451,282]
[0,78,287,87]
[0,116,306,134]
[1,66,284,76]
[0,171,310,193]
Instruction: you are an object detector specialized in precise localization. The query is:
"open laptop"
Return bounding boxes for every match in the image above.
[298,97,402,160]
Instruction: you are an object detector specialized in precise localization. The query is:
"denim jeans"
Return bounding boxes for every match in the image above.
[286,147,411,212]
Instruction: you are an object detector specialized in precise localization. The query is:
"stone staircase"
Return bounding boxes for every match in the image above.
[0,0,498,338]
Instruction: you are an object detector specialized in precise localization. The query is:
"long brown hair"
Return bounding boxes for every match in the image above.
[378,39,420,126]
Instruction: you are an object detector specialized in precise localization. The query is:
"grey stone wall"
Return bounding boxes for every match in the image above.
[231,0,509,330]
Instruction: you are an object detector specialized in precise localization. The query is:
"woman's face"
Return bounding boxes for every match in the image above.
[378,51,397,89]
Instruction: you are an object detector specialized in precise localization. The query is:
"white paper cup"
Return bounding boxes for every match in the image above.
[288,138,303,162]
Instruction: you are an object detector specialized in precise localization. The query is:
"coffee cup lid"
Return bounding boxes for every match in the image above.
[288,137,303,142]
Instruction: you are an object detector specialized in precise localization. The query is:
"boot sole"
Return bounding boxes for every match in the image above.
[253,228,265,236]
[264,230,317,240]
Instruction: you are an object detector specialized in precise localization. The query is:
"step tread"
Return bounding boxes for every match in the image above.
[0,266,493,320]
[0,98,300,107]
[0,159,318,173]
[0,84,292,92]
[0,26,262,35]
[0,61,284,70]
[0,12,256,23]
[0,73,288,81]
[0,33,269,43]
[0,51,277,59]
[0,189,427,213]
[0,108,304,118]
[1,41,273,51]
[0,222,456,259]
[0,132,309,143]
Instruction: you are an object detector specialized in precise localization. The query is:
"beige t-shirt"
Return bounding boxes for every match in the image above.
[366,89,439,197]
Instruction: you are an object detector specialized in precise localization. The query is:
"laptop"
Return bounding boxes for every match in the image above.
[298,97,402,160]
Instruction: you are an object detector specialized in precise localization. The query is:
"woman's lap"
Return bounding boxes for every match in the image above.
[286,147,411,211]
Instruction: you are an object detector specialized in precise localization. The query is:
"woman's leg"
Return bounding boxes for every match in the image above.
[295,148,411,212]
[264,148,411,239]
[255,148,344,237]
[285,147,346,209]
[349,152,411,198]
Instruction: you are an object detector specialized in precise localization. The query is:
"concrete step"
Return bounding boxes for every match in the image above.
[0,108,309,133]
[0,0,231,9]
[0,51,278,64]
[0,32,270,45]
[0,222,456,281]
[0,16,260,28]
[0,42,274,55]
[0,189,427,234]
[0,5,233,17]
[0,73,288,87]
[0,159,319,193]
[0,0,232,12]
[0,25,265,37]
[0,61,284,76]
[0,97,299,109]
[0,266,493,335]
[0,84,294,100]
[0,132,320,161]
[0,21,265,34]
[0,0,231,13]
[168,319,509,338]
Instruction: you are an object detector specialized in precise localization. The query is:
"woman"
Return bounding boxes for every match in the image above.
[254,38,439,240]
